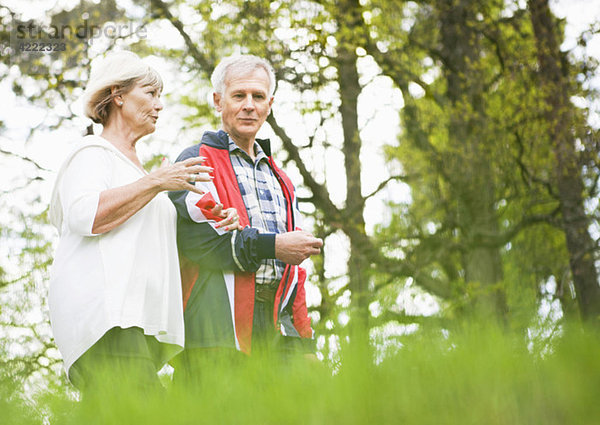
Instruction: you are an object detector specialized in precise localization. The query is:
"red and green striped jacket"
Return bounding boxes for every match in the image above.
[169,130,313,354]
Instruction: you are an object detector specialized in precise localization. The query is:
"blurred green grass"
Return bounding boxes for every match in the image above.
[2,325,599,425]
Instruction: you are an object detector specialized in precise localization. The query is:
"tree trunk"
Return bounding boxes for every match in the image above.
[438,0,507,319]
[335,0,370,331]
[529,0,600,323]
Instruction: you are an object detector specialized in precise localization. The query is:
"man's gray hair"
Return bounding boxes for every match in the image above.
[211,55,276,97]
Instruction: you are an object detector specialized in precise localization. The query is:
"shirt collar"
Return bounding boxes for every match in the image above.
[228,136,269,163]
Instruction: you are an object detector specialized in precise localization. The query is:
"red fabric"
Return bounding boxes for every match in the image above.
[180,255,200,310]
[189,143,313,352]
[272,266,312,338]
[291,267,312,338]
[269,157,295,324]
[199,145,255,354]
[268,158,295,231]
[268,158,312,337]
[272,265,289,326]
[194,192,222,222]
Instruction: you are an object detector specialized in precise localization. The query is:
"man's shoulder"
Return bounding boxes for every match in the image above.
[175,143,202,162]
[200,130,230,150]
[175,130,230,162]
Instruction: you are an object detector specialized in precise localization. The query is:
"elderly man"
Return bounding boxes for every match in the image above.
[169,55,322,377]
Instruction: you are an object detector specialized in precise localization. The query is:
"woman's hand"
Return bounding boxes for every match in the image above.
[149,156,212,195]
[91,157,213,235]
[212,205,243,231]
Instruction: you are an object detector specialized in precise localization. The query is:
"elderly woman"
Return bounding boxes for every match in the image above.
[48,51,239,391]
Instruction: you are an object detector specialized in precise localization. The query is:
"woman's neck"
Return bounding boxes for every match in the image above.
[101,124,138,151]
[100,123,145,171]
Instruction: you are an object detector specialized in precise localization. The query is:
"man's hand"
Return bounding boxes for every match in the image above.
[275,231,323,265]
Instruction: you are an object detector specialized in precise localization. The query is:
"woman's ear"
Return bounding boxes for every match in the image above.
[111,86,123,106]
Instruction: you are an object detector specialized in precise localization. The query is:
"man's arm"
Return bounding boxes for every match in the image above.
[175,212,321,272]
[168,145,274,272]
[174,214,274,272]
[169,146,321,273]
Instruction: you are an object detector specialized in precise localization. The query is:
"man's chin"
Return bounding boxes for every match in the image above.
[236,126,259,137]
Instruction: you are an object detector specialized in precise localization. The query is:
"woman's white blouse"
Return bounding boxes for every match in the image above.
[49,135,184,376]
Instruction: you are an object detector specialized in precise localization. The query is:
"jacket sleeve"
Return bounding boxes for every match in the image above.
[168,146,276,273]
[287,182,314,339]
[173,216,275,272]
[291,266,314,339]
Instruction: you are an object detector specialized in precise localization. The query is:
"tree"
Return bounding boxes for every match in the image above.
[365,0,599,329]
[2,0,600,387]
[528,0,600,323]
[144,0,405,344]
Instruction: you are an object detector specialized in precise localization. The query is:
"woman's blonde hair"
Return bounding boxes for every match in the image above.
[82,51,163,125]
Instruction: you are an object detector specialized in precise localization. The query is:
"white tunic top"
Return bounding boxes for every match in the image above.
[48,135,184,376]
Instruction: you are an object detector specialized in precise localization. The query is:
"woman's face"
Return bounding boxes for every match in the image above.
[119,81,163,136]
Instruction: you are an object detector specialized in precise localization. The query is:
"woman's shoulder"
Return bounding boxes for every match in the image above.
[59,134,105,157]
[73,134,113,153]
[61,135,119,165]
[49,136,115,231]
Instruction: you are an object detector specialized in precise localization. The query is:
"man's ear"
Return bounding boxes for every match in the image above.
[213,92,223,112]
[268,96,274,112]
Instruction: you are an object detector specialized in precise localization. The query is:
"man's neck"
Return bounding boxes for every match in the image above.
[230,135,256,161]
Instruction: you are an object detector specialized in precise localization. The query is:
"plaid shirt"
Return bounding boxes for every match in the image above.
[228,137,288,286]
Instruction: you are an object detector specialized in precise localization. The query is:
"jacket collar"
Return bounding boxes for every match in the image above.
[201,129,272,157]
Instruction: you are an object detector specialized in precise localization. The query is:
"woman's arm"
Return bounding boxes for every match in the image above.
[92,157,211,234]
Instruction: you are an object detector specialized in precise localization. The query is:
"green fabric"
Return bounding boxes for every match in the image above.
[252,301,315,355]
[69,327,165,391]
[184,271,236,349]
[171,347,242,386]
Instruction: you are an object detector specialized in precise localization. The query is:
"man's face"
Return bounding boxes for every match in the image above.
[214,67,274,145]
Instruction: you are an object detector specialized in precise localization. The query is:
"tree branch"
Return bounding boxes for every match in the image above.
[0,148,50,172]
[149,0,214,71]
[267,113,342,221]
[513,130,557,197]
[474,208,561,248]
[364,174,412,200]
[370,310,446,327]
[0,177,44,194]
